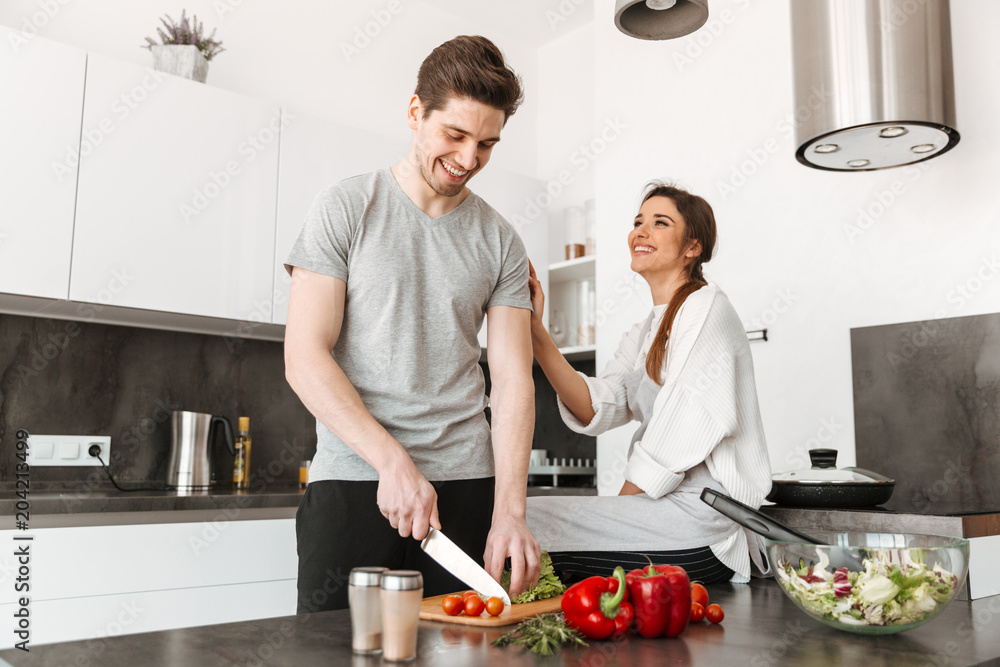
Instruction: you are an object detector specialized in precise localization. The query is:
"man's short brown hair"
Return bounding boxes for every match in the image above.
[415,35,524,125]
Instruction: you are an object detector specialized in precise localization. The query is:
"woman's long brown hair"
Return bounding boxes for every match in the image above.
[642,183,718,385]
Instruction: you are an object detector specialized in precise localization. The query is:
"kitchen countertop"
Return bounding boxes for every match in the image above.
[0,483,304,527]
[2,579,998,666]
[0,484,600,527]
[762,505,1000,539]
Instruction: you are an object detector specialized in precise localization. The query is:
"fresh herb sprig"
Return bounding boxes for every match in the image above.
[492,612,587,657]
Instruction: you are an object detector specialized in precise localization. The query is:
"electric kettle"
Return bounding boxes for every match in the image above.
[167,410,236,489]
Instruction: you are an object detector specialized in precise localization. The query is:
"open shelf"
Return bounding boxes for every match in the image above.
[548,255,595,283]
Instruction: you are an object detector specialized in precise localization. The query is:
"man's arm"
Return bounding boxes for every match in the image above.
[483,304,541,596]
[284,267,441,540]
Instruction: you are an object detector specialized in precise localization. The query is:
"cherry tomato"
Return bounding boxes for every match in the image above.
[461,591,480,603]
[465,595,486,617]
[690,602,705,623]
[691,583,709,607]
[441,595,463,616]
[485,597,505,617]
[705,603,724,624]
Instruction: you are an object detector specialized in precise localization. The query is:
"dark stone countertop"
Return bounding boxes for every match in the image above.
[0,482,304,520]
[2,579,998,666]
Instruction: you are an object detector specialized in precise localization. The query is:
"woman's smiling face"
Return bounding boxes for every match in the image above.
[628,196,701,280]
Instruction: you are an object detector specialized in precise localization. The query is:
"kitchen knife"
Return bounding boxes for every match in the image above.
[419,528,512,605]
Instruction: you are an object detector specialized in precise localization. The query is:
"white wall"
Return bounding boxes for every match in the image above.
[591,0,1000,493]
[0,0,539,176]
[537,22,597,267]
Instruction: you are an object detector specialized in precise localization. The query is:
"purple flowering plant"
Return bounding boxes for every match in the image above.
[143,9,225,61]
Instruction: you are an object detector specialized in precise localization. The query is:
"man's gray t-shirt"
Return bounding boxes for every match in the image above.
[284,168,531,482]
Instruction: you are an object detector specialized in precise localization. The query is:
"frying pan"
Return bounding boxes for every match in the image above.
[766,448,895,508]
[700,488,822,544]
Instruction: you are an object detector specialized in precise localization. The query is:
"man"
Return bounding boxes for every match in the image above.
[284,35,540,612]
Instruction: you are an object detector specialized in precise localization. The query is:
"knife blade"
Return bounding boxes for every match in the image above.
[419,527,511,605]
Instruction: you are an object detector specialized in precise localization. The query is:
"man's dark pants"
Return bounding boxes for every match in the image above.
[296,477,495,613]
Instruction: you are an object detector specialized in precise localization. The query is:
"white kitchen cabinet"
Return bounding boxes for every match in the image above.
[0,519,296,648]
[272,110,405,324]
[0,28,86,300]
[69,53,279,321]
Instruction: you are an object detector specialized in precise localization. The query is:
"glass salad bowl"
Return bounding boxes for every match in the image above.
[768,532,969,635]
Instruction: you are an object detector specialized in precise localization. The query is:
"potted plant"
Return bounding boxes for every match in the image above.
[142,10,224,83]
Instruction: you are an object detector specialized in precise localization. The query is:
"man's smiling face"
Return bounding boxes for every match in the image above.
[410,96,504,197]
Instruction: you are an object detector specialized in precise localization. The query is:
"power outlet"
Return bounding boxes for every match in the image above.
[26,435,111,467]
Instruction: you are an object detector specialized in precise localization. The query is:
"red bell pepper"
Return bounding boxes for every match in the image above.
[561,566,635,640]
[625,563,691,638]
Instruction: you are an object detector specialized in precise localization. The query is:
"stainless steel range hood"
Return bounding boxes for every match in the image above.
[790,0,959,172]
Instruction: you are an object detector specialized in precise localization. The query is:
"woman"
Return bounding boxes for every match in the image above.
[526,182,772,584]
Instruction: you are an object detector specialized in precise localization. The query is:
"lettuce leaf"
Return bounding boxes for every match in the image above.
[501,551,567,604]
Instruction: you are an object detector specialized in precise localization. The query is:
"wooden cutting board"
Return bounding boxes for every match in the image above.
[419,593,564,627]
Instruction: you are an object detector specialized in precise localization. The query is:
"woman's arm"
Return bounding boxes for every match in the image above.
[528,262,641,432]
[528,262,595,423]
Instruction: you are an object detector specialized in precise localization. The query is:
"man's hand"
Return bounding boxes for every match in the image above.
[376,453,441,541]
[483,514,540,597]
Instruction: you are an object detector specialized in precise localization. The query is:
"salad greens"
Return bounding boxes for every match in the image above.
[501,551,567,604]
[776,548,958,627]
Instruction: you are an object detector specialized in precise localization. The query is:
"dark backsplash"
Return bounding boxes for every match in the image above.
[0,313,315,488]
[852,311,1000,514]
[0,313,593,488]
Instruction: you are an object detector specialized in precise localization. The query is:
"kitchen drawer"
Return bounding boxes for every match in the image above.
[0,579,296,649]
[0,519,296,604]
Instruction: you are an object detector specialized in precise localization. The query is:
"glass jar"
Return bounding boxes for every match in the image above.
[349,566,388,654]
[576,279,595,346]
[564,206,586,260]
[584,199,596,256]
[380,570,423,662]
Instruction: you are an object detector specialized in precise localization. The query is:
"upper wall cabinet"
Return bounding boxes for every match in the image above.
[272,111,404,324]
[0,29,86,300]
[69,54,279,321]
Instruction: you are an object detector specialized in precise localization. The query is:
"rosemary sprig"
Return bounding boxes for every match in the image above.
[492,612,588,657]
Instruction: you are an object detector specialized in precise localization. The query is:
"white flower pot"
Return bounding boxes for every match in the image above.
[150,44,209,83]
